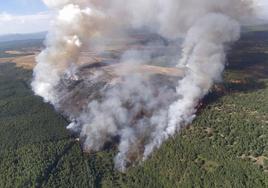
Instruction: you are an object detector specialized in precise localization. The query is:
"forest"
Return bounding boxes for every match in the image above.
[0,30,267,187]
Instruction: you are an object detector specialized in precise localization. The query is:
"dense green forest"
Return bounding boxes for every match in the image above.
[0,30,267,188]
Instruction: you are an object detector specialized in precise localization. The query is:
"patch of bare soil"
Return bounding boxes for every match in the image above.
[0,55,36,69]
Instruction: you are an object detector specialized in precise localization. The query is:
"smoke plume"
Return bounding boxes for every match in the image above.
[33,0,258,172]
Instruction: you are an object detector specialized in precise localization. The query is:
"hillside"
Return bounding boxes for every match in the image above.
[0,32,46,43]
[0,30,267,187]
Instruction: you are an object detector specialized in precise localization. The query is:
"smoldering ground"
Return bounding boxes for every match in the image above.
[32,0,260,171]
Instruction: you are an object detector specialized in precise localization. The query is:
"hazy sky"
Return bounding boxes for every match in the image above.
[0,0,267,35]
[0,0,47,14]
[0,0,51,35]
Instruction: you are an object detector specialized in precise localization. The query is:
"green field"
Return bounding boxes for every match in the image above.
[0,31,267,188]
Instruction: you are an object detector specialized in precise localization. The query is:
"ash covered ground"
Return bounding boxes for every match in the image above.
[53,32,185,166]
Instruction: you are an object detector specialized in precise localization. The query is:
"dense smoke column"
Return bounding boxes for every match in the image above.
[144,13,241,159]
[168,14,241,133]
[32,0,256,172]
[32,1,106,104]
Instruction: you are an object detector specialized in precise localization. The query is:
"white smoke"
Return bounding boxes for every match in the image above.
[33,0,260,172]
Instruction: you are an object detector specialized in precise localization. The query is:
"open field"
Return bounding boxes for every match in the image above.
[0,30,267,187]
[0,55,36,70]
[0,38,43,69]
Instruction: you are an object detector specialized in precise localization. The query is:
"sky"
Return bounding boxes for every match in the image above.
[0,0,268,35]
[0,0,52,35]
